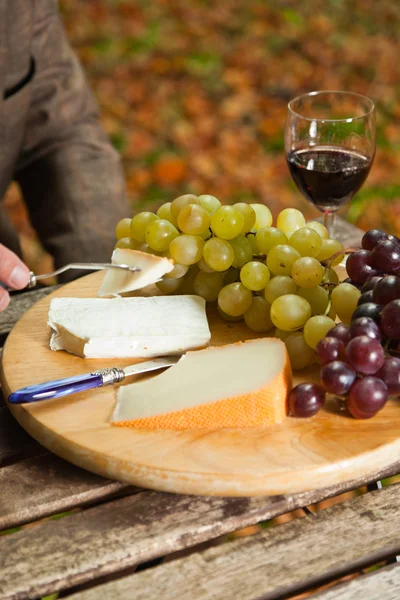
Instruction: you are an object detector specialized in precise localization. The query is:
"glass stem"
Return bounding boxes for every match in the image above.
[324,211,335,238]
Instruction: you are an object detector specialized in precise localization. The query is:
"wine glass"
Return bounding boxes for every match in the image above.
[285,91,376,238]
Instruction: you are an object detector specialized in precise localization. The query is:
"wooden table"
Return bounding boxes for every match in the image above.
[0,218,399,600]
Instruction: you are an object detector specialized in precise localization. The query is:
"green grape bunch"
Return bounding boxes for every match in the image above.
[115,195,356,371]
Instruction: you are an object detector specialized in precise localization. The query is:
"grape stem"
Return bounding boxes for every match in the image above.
[321,247,359,269]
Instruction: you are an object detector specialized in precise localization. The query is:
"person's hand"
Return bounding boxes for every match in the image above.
[0,244,31,311]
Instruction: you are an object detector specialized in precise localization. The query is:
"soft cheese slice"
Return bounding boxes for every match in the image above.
[98,248,174,296]
[48,296,210,358]
[112,338,292,429]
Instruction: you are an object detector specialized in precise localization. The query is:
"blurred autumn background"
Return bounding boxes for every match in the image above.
[4,0,400,276]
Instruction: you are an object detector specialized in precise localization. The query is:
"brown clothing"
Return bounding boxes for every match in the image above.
[0,0,129,280]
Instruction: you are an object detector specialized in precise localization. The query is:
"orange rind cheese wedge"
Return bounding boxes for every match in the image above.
[111,338,292,429]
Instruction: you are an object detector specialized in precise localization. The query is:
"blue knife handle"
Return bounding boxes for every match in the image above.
[8,373,103,404]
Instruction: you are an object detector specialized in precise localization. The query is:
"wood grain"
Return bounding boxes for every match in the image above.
[63,484,400,600]
[0,482,397,600]
[0,454,133,530]
[1,271,399,497]
[311,563,400,600]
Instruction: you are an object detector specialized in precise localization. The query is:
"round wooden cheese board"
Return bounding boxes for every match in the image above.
[1,272,399,497]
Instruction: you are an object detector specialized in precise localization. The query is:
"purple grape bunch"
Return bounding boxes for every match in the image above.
[290,228,400,419]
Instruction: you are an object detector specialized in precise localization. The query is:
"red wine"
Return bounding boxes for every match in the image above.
[287,147,371,211]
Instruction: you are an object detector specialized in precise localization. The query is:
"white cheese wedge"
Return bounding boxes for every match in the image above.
[111,338,292,429]
[48,296,210,358]
[98,248,174,297]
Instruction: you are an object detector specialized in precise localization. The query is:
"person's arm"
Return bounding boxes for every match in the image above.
[15,1,129,281]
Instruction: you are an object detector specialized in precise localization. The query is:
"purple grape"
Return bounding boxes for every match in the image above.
[346,377,388,419]
[362,229,389,251]
[349,317,382,341]
[320,361,357,395]
[376,357,400,395]
[361,275,383,293]
[346,335,385,375]
[351,302,381,323]
[372,275,400,306]
[316,337,346,365]
[288,383,326,417]
[372,240,400,273]
[346,250,379,284]
[357,290,374,306]
[327,323,350,345]
[380,299,400,339]
[388,339,400,357]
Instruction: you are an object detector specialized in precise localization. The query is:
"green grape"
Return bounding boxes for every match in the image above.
[249,203,273,232]
[115,218,132,240]
[303,315,336,349]
[197,256,215,273]
[289,227,322,257]
[321,266,340,285]
[156,277,182,294]
[203,238,234,271]
[193,271,224,302]
[244,296,273,332]
[297,286,329,315]
[266,244,301,276]
[234,203,256,233]
[218,282,253,317]
[264,275,297,304]
[200,228,212,240]
[270,294,312,331]
[179,266,200,295]
[317,239,344,266]
[223,268,240,285]
[114,237,142,250]
[165,262,188,279]
[170,194,200,220]
[211,206,244,240]
[331,283,361,324]
[169,235,204,265]
[240,261,270,291]
[217,305,243,321]
[247,233,259,256]
[145,219,179,252]
[276,208,306,234]
[137,242,151,253]
[291,257,324,288]
[284,332,316,370]
[157,202,178,227]
[198,194,221,215]
[307,221,329,240]
[229,235,253,268]
[273,327,292,341]
[256,227,288,254]
[131,212,159,242]
[327,302,336,320]
[177,204,211,235]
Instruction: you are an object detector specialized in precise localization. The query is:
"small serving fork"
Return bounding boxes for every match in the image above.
[25,262,141,289]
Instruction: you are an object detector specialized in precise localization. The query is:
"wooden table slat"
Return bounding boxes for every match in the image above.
[310,563,400,600]
[0,454,132,530]
[0,481,399,600]
[64,484,400,600]
[0,406,46,467]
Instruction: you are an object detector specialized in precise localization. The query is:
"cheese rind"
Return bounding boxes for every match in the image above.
[112,339,292,429]
[98,248,174,297]
[48,296,210,358]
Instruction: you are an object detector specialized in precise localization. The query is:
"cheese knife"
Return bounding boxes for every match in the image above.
[8,356,181,404]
